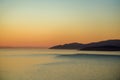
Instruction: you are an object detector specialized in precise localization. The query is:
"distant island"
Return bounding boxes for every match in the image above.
[49,39,120,51]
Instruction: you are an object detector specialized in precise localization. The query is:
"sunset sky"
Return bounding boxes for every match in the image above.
[0,0,120,47]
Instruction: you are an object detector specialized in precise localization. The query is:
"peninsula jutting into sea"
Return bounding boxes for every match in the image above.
[0,0,120,80]
[50,39,120,51]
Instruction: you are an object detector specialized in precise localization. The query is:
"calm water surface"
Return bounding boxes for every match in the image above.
[0,49,120,80]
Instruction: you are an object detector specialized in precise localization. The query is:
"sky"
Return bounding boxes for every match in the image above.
[0,0,120,47]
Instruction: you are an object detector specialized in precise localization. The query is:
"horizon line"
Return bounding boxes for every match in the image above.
[0,39,120,48]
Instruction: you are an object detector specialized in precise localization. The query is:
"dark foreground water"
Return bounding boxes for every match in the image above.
[0,49,120,80]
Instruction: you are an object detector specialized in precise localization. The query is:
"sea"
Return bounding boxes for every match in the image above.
[0,49,120,80]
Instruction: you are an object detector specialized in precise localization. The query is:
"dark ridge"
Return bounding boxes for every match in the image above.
[80,45,120,51]
[80,39,120,51]
[49,39,120,51]
[50,42,84,49]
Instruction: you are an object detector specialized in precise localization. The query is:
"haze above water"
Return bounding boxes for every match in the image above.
[0,49,120,80]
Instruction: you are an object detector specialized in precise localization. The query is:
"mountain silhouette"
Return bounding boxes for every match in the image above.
[50,42,84,49]
[49,39,120,51]
[80,40,120,51]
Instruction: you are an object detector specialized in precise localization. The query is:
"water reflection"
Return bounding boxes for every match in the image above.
[0,49,120,80]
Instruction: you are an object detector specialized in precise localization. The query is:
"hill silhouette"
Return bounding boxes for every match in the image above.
[49,39,120,51]
[50,43,84,49]
[80,40,120,51]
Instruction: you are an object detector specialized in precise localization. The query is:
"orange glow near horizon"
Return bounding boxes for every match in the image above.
[0,0,120,48]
